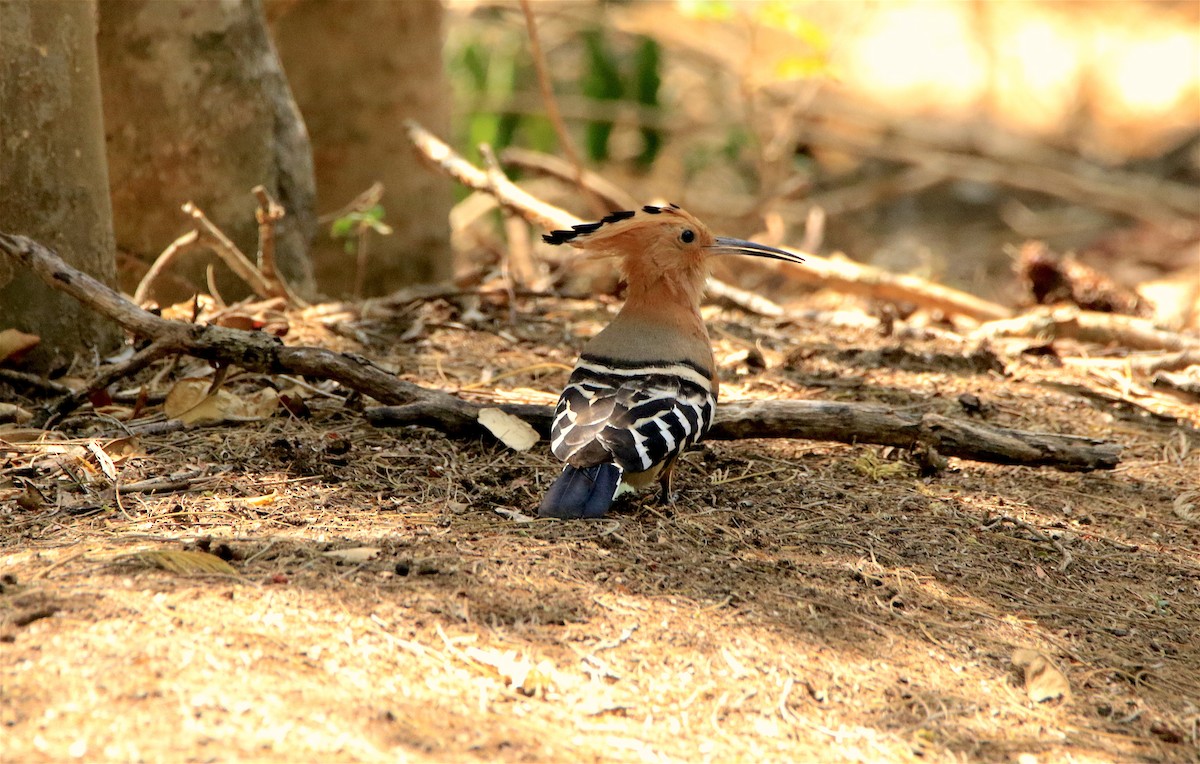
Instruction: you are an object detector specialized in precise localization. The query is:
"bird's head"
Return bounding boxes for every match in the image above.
[543,204,803,304]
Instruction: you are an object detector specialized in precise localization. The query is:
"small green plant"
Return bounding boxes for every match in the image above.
[330,204,391,255]
[330,203,392,299]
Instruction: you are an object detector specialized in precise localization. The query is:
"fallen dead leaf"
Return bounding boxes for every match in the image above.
[322,547,382,564]
[86,441,118,482]
[1012,648,1071,703]
[123,550,238,576]
[477,408,539,451]
[1172,492,1199,523]
[164,378,280,425]
[462,646,556,697]
[0,328,40,364]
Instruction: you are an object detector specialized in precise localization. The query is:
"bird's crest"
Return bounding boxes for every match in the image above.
[542,204,698,253]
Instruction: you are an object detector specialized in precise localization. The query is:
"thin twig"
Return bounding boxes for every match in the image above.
[182,201,273,299]
[252,185,307,307]
[133,229,203,306]
[405,120,1011,322]
[41,339,175,428]
[500,146,638,211]
[518,0,608,218]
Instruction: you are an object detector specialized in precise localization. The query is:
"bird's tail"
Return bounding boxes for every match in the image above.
[538,463,623,519]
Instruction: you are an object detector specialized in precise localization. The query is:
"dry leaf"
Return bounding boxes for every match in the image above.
[126,550,238,576]
[463,647,555,697]
[477,408,539,451]
[164,378,279,425]
[322,547,381,564]
[0,328,40,364]
[1172,492,1199,524]
[243,492,279,507]
[1012,648,1070,703]
[86,440,118,482]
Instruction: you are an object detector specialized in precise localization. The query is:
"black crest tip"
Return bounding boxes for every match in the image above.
[599,209,636,225]
[543,230,578,245]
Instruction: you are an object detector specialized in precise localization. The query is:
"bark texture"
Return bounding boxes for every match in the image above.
[0,0,122,371]
[97,0,316,304]
[269,0,454,296]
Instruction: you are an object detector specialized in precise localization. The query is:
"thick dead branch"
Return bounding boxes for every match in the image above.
[405,120,1011,322]
[0,232,1120,472]
[500,146,639,211]
[799,121,1199,228]
[1063,349,1200,375]
[365,398,1120,473]
[973,307,1200,352]
[0,233,452,414]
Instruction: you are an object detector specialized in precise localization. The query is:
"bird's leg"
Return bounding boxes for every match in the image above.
[656,457,678,505]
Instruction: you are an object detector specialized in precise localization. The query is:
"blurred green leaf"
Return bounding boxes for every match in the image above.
[678,0,734,21]
[632,37,662,168]
[582,30,623,163]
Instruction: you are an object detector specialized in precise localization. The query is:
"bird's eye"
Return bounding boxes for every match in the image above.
[680,229,695,244]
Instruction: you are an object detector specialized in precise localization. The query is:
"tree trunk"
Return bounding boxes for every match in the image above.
[0,0,122,372]
[269,0,454,297]
[97,0,317,305]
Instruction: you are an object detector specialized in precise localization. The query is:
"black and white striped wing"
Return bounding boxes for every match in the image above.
[550,361,715,474]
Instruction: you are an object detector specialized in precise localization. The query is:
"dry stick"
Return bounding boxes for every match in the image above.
[405,120,1011,322]
[252,185,285,295]
[41,338,174,427]
[518,0,609,218]
[181,202,273,299]
[0,232,1121,472]
[499,146,639,211]
[972,307,1200,353]
[480,144,537,290]
[1063,349,1200,375]
[133,229,203,305]
[365,398,1121,473]
[252,185,307,307]
[800,122,1199,227]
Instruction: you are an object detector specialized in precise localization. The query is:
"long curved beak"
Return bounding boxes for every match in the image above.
[708,236,805,265]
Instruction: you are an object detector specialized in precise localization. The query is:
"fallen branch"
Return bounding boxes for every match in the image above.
[500,146,639,211]
[405,120,1012,322]
[973,307,1200,352]
[0,232,1121,472]
[0,233,454,420]
[133,194,306,308]
[365,398,1120,473]
[796,98,1200,227]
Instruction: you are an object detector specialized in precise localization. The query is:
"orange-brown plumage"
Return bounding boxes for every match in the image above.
[538,204,803,519]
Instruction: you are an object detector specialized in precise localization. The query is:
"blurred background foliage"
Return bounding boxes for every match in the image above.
[443,0,1198,313]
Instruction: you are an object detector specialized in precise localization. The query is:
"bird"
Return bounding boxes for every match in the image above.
[537,203,805,519]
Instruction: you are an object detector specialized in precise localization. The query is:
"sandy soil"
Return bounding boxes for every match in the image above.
[2,294,1198,763]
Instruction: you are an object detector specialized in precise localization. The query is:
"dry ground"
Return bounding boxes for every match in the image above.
[2,293,1198,763]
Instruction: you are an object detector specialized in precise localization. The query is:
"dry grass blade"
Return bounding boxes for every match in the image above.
[122,550,239,577]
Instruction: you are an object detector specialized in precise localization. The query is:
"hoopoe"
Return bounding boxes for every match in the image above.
[538,204,804,519]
